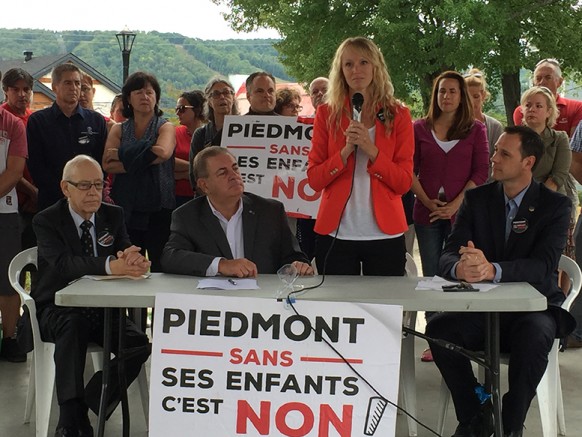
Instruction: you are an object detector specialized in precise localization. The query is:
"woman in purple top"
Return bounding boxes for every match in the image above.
[412,71,489,278]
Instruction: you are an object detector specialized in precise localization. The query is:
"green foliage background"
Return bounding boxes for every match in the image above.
[213,0,582,123]
[0,28,291,109]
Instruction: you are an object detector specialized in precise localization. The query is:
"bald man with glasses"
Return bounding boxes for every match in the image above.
[28,155,151,437]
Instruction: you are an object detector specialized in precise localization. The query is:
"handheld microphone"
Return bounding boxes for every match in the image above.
[351,93,364,149]
[352,92,364,122]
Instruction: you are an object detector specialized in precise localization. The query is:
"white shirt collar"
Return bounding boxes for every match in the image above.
[206,197,243,223]
[68,203,96,231]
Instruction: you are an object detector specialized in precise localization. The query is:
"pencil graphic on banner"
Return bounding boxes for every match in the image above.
[364,396,387,435]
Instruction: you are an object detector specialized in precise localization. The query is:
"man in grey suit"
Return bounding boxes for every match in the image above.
[161,146,313,277]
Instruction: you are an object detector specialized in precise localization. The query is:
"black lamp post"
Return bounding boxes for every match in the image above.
[116,27,136,85]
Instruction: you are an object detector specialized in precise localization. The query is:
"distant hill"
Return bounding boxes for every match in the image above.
[0,28,290,108]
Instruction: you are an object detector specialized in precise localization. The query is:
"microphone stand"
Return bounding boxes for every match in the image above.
[402,326,496,374]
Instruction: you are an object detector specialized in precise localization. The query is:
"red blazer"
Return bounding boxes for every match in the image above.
[307,101,414,236]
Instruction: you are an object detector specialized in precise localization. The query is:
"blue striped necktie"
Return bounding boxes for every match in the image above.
[505,200,518,241]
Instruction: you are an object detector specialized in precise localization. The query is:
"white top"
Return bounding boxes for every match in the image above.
[333,126,396,240]
[431,130,459,153]
[206,197,244,276]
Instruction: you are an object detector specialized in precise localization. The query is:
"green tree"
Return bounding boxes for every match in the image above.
[213,0,582,122]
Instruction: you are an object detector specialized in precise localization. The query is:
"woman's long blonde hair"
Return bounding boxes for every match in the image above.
[327,36,399,132]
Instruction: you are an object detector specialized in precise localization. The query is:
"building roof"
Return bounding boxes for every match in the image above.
[0,52,121,92]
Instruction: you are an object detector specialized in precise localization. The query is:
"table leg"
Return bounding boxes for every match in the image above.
[486,312,503,437]
[97,308,111,437]
[118,309,130,437]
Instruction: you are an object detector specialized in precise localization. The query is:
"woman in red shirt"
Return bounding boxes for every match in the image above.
[175,90,206,206]
[307,36,414,276]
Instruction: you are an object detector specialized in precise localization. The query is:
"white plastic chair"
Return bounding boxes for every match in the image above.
[399,252,419,436]
[436,254,581,436]
[9,247,150,437]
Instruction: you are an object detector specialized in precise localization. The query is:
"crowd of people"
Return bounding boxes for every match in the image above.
[1,36,582,437]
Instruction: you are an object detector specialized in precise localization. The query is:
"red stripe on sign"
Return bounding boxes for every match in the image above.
[161,349,223,357]
[300,356,363,364]
[226,145,266,149]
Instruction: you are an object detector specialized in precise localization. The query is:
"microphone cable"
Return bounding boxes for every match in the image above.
[290,145,358,296]
[282,296,443,437]
[291,95,364,296]
[281,100,443,435]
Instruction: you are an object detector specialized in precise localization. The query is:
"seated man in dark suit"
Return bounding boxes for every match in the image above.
[427,126,575,437]
[162,146,313,277]
[31,155,151,437]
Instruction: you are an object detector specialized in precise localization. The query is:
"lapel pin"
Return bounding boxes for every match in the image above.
[512,219,528,234]
[97,231,115,247]
[529,206,535,212]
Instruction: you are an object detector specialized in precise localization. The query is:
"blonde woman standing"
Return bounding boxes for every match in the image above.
[308,36,414,276]
[521,86,575,258]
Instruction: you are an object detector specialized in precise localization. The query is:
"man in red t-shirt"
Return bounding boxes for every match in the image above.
[513,59,582,137]
[1,68,38,250]
[0,75,28,361]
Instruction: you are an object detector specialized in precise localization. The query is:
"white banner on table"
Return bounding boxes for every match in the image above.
[222,115,320,218]
[149,293,402,437]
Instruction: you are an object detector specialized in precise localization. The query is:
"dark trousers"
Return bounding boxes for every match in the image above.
[38,306,150,405]
[570,216,582,339]
[426,311,557,432]
[296,218,317,261]
[314,235,406,276]
[128,208,172,273]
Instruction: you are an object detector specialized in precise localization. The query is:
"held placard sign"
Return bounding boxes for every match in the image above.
[221,115,320,218]
[149,293,402,437]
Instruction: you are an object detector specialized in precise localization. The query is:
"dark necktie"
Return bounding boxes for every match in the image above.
[80,220,95,257]
[505,199,518,242]
[79,220,103,325]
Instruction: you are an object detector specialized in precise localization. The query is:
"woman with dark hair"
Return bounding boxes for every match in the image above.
[412,71,489,361]
[102,71,176,271]
[412,71,489,278]
[307,36,414,276]
[175,90,206,205]
[188,77,239,189]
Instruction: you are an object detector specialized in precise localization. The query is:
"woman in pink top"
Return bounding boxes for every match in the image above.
[412,71,489,278]
[412,71,489,361]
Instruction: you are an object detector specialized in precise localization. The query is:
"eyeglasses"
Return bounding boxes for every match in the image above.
[536,58,560,68]
[66,180,104,191]
[285,103,303,111]
[209,89,234,99]
[175,105,194,114]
